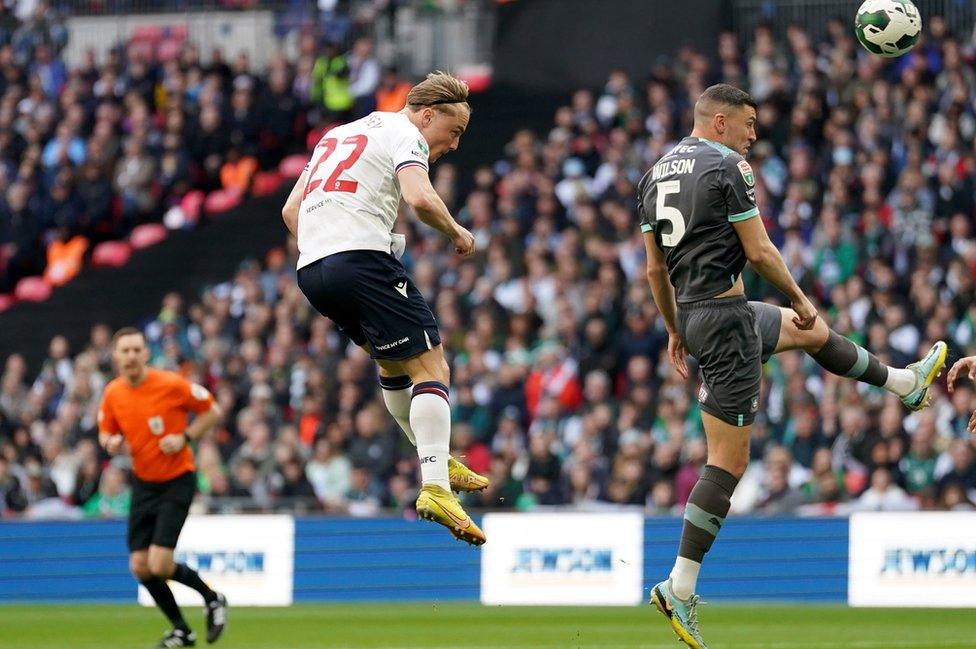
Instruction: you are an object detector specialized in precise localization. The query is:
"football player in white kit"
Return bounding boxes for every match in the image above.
[281,72,488,545]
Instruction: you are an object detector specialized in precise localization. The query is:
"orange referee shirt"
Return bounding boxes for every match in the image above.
[98,368,215,483]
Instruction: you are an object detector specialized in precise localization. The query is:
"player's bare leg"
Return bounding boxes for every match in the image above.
[382,346,485,545]
[131,549,197,647]
[372,349,489,494]
[770,306,946,410]
[654,411,746,649]
[148,545,227,644]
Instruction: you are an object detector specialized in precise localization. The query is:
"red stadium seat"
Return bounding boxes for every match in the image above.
[252,171,285,197]
[129,223,167,250]
[157,38,183,63]
[458,64,492,94]
[91,241,132,268]
[204,188,243,214]
[14,276,52,303]
[279,153,308,179]
[0,293,14,313]
[131,25,163,42]
[180,190,205,222]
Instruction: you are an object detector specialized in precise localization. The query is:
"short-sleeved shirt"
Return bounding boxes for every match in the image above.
[637,136,759,304]
[98,369,215,483]
[296,111,431,269]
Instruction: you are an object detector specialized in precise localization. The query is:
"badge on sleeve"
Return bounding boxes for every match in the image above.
[737,160,755,187]
[191,383,211,401]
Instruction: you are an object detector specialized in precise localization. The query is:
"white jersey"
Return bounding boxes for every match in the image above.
[296,112,430,269]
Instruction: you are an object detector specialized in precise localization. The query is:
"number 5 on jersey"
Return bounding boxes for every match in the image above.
[303,135,368,200]
[655,180,685,247]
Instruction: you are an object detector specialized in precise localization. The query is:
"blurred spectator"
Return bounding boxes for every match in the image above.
[846,467,918,512]
[375,66,411,112]
[347,37,380,118]
[310,41,352,123]
[82,464,130,519]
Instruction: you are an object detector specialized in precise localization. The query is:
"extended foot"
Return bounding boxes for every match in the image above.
[416,484,486,546]
[448,456,490,493]
[155,628,196,648]
[650,579,708,649]
[205,592,227,643]
[901,341,948,411]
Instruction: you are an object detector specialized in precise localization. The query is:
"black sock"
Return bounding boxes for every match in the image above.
[171,563,217,603]
[811,330,888,386]
[140,577,189,631]
[677,465,739,563]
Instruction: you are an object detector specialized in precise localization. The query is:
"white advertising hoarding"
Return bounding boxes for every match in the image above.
[139,515,294,607]
[849,512,976,607]
[480,512,644,606]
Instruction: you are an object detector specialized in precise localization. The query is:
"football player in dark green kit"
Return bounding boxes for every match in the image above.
[639,84,947,649]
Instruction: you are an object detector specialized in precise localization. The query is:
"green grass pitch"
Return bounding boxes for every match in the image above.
[0,602,971,648]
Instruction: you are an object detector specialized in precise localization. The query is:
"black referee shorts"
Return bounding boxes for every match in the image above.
[297,250,442,361]
[677,296,781,427]
[128,471,196,552]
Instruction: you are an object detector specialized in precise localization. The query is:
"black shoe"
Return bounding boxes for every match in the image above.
[205,593,228,643]
[155,628,196,648]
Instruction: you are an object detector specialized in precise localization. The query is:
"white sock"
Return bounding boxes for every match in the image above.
[410,382,451,491]
[884,367,917,397]
[380,376,416,446]
[669,556,701,601]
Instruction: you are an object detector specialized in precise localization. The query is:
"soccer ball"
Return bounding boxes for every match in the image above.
[854,0,922,58]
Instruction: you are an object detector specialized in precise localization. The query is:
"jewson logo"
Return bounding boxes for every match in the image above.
[176,551,266,575]
[511,548,613,574]
[881,548,976,576]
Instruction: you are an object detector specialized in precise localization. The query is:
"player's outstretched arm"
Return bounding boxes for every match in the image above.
[643,232,688,379]
[947,356,976,433]
[398,165,474,256]
[947,356,976,394]
[731,215,817,330]
[281,169,308,238]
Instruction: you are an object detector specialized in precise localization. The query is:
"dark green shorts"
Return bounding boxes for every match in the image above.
[677,296,781,426]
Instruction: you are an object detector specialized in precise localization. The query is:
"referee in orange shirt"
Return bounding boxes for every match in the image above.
[99,328,227,648]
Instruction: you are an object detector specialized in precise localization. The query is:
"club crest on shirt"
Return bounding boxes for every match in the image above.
[737,160,755,187]
[148,416,165,435]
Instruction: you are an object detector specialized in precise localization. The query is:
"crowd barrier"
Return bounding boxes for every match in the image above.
[1,512,973,607]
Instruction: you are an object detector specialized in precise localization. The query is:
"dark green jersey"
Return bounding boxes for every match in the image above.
[637,136,759,304]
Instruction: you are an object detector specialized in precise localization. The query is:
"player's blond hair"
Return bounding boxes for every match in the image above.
[406,71,470,113]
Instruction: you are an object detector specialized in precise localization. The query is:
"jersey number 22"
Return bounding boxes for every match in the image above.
[303,135,368,200]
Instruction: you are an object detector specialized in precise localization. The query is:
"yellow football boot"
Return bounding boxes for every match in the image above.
[448,456,490,493]
[416,484,486,546]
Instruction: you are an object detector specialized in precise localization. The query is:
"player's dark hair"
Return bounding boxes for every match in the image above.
[112,326,145,347]
[699,84,757,111]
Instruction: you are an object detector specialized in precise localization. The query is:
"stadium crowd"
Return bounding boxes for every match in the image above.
[2,13,976,521]
[0,0,398,292]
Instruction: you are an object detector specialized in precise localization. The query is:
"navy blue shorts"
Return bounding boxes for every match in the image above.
[297,250,441,361]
